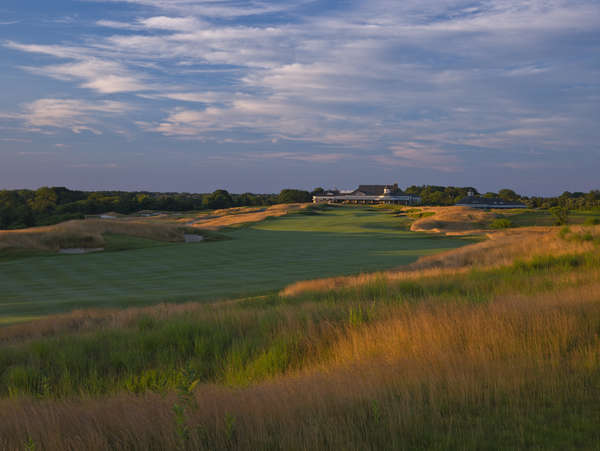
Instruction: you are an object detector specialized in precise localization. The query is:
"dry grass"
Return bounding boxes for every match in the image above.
[0,219,190,251]
[409,206,494,234]
[1,280,598,450]
[281,225,599,297]
[184,203,308,230]
[0,204,308,251]
[412,225,598,270]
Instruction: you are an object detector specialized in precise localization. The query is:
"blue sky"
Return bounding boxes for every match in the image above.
[1,0,598,195]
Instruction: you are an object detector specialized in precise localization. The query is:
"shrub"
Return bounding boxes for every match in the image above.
[583,217,599,226]
[558,226,571,239]
[490,218,513,229]
[550,206,570,225]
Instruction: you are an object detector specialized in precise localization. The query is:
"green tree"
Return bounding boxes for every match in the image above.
[277,189,311,203]
[550,206,570,225]
[28,187,57,214]
[498,189,520,201]
[203,190,233,209]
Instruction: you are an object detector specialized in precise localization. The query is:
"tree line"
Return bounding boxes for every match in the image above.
[0,187,312,229]
[1,185,598,229]
[403,185,600,209]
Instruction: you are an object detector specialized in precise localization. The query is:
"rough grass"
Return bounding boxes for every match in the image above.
[1,212,599,449]
[182,203,309,230]
[0,258,599,449]
[408,206,493,234]
[0,219,195,251]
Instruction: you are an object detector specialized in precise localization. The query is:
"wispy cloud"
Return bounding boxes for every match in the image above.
[67,162,119,168]
[2,0,599,178]
[249,152,351,163]
[381,142,460,172]
[5,99,132,134]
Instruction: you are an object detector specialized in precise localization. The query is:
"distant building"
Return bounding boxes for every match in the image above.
[313,184,421,205]
[456,191,527,209]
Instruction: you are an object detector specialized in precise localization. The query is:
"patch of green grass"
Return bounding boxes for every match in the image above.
[0,208,476,323]
[506,209,600,227]
[0,248,56,262]
[102,233,170,252]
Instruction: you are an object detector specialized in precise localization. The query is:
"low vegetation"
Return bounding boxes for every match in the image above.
[0,219,198,252]
[0,216,599,449]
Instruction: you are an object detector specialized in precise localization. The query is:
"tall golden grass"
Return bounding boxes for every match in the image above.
[409,206,494,233]
[1,280,598,450]
[0,219,190,251]
[185,203,308,230]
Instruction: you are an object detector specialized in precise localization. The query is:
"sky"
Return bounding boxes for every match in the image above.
[0,0,599,195]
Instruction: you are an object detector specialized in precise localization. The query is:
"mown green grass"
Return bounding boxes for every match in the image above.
[0,208,474,323]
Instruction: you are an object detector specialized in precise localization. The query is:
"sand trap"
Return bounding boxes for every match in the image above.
[59,248,104,254]
[184,234,204,243]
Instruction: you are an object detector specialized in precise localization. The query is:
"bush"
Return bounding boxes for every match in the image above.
[550,206,570,225]
[559,226,571,239]
[490,218,513,229]
[584,217,600,226]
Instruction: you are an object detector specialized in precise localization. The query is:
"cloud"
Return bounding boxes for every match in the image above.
[137,91,227,103]
[6,42,152,94]
[382,142,460,172]
[249,152,351,163]
[67,162,119,168]
[87,0,308,19]
[8,98,132,134]
[3,0,599,170]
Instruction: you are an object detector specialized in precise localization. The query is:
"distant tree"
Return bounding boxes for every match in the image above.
[28,187,58,214]
[311,187,325,196]
[203,190,233,209]
[498,189,520,201]
[278,189,311,203]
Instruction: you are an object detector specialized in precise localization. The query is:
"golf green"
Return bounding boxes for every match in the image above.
[0,208,476,323]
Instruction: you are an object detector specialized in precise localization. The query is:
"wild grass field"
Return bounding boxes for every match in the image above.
[0,207,474,324]
[0,207,599,450]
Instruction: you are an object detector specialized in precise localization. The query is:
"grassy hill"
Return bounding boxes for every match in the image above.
[0,208,599,450]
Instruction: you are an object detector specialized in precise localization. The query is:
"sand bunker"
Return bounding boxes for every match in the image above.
[184,234,204,243]
[59,248,104,254]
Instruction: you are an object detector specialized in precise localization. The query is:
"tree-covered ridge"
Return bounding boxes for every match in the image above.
[1,186,598,230]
